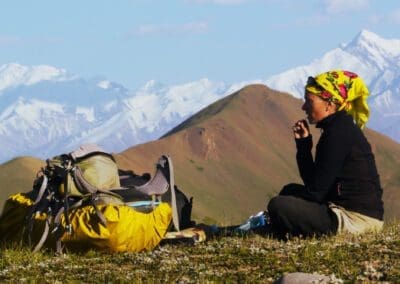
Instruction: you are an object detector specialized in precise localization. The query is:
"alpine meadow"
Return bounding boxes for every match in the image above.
[1,28,400,282]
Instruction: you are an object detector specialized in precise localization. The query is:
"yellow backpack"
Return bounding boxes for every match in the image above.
[0,144,173,253]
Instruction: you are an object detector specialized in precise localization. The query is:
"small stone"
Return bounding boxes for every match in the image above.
[274,272,331,284]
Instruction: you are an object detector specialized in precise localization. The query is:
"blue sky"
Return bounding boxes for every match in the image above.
[1,0,399,89]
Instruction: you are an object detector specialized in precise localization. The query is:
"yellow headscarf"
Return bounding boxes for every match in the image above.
[305,70,370,129]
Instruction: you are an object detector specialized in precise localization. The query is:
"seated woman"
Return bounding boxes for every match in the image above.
[265,70,384,237]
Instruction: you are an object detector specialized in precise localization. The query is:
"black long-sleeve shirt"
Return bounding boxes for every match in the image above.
[295,111,384,220]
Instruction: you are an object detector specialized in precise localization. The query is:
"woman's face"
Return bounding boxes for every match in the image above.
[302,93,331,124]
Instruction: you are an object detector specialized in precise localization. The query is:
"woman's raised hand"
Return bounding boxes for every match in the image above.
[292,119,310,139]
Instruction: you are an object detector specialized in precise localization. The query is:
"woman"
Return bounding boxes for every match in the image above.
[266,70,384,237]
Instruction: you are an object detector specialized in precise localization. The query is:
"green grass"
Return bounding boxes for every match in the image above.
[1,223,400,282]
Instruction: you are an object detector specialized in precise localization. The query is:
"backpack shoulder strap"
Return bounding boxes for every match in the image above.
[70,144,114,161]
[72,166,123,198]
[165,155,180,232]
[133,167,169,195]
[124,155,181,231]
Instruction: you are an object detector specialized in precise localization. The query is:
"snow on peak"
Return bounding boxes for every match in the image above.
[343,30,400,67]
[98,80,111,89]
[140,79,166,93]
[265,30,400,100]
[0,63,70,92]
[357,29,383,43]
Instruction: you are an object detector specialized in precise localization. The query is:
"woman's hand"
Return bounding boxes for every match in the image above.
[292,119,310,139]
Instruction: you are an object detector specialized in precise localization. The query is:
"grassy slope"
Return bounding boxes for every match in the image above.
[115,85,306,223]
[365,129,400,221]
[1,222,400,282]
[0,157,44,209]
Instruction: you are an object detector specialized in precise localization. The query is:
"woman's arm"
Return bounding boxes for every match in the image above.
[302,124,353,202]
[296,135,314,184]
[293,120,314,184]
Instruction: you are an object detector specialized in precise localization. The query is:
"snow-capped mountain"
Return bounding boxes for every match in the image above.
[265,30,400,142]
[0,30,399,163]
[0,63,71,91]
[0,64,230,162]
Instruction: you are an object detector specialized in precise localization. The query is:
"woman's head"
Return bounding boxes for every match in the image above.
[302,92,337,124]
[304,70,370,128]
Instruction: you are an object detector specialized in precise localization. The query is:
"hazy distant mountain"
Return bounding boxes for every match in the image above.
[3,85,399,223]
[0,30,399,163]
[0,64,229,162]
[0,63,70,90]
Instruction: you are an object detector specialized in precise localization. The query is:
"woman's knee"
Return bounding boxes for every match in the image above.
[279,183,304,196]
[268,195,303,219]
[267,196,286,214]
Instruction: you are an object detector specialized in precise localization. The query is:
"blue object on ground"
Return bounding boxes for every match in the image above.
[235,211,267,233]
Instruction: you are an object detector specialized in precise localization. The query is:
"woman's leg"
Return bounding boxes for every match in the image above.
[267,184,338,237]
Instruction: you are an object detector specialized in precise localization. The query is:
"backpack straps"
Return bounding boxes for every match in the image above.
[124,155,181,231]
[32,215,52,253]
[52,198,85,254]
[133,167,169,195]
[28,190,57,253]
[34,175,48,204]
[165,155,180,232]
[72,166,123,199]
[69,144,111,161]
[69,167,121,227]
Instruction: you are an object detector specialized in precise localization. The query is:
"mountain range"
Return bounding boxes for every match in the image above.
[0,30,399,163]
[1,85,400,224]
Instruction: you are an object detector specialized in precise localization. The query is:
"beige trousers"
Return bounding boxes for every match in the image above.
[329,203,383,234]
